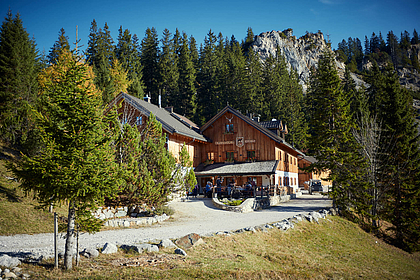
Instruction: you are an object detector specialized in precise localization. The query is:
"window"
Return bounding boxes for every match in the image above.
[247,150,256,161]
[225,123,234,134]
[136,116,143,126]
[226,151,235,162]
[207,152,215,161]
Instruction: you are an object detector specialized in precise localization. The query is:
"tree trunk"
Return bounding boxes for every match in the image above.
[64,201,76,270]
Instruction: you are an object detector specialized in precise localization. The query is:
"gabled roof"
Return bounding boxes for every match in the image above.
[194,160,279,177]
[200,106,303,155]
[108,92,208,142]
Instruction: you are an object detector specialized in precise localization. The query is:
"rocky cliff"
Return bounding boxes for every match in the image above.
[249,29,368,92]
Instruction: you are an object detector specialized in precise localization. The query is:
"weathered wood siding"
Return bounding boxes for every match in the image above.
[201,111,299,173]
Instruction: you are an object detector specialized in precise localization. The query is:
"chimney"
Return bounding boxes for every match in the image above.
[158,89,161,108]
[165,106,174,113]
[144,94,151,103]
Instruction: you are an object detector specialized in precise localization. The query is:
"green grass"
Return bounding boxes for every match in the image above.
[0,146,68,235]
[20,216,420,279]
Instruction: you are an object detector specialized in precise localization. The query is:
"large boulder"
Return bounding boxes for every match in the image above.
[102,243,118,254]
[0,254,21,268]
[175,233,204,249]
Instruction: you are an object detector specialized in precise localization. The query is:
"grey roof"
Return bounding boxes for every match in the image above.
[111,93,208,142]
[194,160,279,177]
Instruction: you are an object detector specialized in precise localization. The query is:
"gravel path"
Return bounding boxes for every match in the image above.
[0,193,331,258]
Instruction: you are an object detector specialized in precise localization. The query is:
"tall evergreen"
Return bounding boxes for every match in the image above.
[12,50,122,269]
[86,21,116,104]
[306,50,362,211]
[158,28,179,107]
[47,27,70,64]
[376,65,420,252]
[140,27,159,102]
[115,26,144,98]
[0,10,39,151]
[196,29,219,124]
[176,32,197,119]
[243,48,263,115]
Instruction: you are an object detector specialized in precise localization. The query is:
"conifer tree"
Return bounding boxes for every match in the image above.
[114,26,144,98]
[158,28,179,107]
[47,27,70,64]
[196,29,219,124]
[306,50,362,211]
[11,50,122,269]
[243,48,262,114]
[176,32,197,119]
[376,65,420,252]
[141,27,159,101]
[0,10,39,152]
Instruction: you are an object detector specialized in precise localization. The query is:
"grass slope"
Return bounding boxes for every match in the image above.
[24,216,420,279]
[0,147,67,236]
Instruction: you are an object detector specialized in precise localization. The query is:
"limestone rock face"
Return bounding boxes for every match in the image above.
[251,29,367,92]
[252,30,328,92]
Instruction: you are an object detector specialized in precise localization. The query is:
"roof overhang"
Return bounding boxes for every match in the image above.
[194,160,279,177]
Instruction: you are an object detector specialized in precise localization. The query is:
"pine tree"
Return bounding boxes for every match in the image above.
[47,27,70,64]
[11,50,122,269]
[0,10,39,152]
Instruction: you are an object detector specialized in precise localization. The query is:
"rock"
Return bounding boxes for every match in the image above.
[80,248,99,258]
[175,233,204,249]
[245,227,256,233]
[2,271,17,279]
[174,248,187,256]
[137,244,159,253]
[158,239,176,248]
[0,255,20,268]
[102,243,118,254]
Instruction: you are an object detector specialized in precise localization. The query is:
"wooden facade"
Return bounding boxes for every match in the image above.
[298,156,331,189]
[196,106,303,195]
[107,93,207,165]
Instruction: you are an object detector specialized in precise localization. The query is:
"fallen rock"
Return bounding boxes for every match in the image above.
[158,239,176,248]
[175,233,204,249]
[2,271,17,279]
[0,254,21,268]
[174,248,187,256]
[80,248,99,258]
[102,243,118,254]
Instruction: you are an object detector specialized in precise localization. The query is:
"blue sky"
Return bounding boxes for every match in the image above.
[1,0,419,54]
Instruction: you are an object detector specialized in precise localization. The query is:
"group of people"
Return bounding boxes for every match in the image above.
[204,177,255,198]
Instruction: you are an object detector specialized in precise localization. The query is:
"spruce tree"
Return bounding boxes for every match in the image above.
[141,27,159,101]
[0,10,39,152]
[196,29,219,124]
[47,27,70,64]
[176,32,197,119]
[306,50,361,211]
[158,28,179,107]
[11,50,122,269]
[377,65,420,252]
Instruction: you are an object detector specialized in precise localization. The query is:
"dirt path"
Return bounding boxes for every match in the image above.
[0,193,331,257]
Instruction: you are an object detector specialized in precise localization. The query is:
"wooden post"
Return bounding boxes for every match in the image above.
[54,212,58,269]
